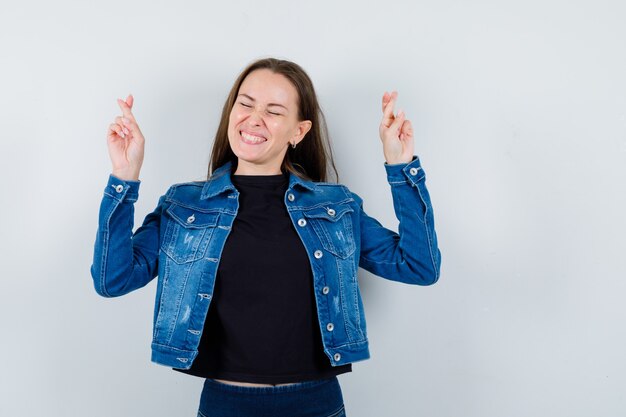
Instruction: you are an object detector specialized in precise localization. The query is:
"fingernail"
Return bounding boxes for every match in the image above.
[123,128,129,134]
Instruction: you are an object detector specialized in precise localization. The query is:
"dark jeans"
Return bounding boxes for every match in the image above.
[197,376,346,417]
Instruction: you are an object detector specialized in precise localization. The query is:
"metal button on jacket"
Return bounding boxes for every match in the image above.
[287,193,295,201]
[314,250,323,259]
[334,353,341,361]
[409,167,419,176]
[187,214,195,223]
[327,208,336,216]
[322,286,330,295]
[114,184,124,193]
[297,218,307,227]
[327,323,334,331]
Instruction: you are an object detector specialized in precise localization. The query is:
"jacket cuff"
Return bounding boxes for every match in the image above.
[104,174,141,202]
[384,155,425,186]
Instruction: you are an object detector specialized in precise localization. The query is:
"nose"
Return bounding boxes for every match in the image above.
[247,106,264,126]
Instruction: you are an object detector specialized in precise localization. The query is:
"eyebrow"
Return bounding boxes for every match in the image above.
[237,94,288,110]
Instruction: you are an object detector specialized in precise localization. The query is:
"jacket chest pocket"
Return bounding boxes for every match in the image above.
[302,203,355,259]
[162,204,220,264]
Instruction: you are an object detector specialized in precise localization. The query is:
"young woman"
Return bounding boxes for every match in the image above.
[92,57,441,417]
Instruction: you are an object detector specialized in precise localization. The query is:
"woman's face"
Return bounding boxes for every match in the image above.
[228,69,311,175]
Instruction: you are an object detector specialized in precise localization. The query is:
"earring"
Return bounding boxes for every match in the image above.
[291,141,297,149]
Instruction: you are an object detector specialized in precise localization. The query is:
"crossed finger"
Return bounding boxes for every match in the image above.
[381,91,396,112]
[109,122,126,139]
[117,94,135,121]
[400,119,413,141]
[381,91,398,128]
[115,116,131,135]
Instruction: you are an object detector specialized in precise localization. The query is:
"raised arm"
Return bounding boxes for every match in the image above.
[352,156,441,285]
[353,91,441,284]
[90,94,161,297]
[90,177,165,297]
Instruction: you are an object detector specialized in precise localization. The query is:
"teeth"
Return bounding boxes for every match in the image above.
[241,132,266,143]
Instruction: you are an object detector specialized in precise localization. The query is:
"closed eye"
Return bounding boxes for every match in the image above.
[239,102,282,116]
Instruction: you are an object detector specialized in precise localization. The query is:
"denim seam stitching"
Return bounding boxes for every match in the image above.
[336,256,353,344]
[154,256,171,339]
[343,215,356,256]
[331,339,368,349]
[416,183,439,280]
[326,404,346,417]
[98,197,119,297]
[103,190,120,200]
[289,197,353,211]
[351,259,363,340]
[165,200,225,213]
[151,342,192,352]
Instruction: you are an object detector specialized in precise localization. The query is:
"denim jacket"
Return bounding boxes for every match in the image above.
[90,155,441,369]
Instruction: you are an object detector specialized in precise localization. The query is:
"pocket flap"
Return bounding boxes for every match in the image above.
[302,204,353,222]
[166,204,219,228]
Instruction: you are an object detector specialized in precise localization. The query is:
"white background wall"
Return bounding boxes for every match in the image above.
[1,0,625,416]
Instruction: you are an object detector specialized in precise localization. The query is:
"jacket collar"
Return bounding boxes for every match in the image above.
[200,160,317,199]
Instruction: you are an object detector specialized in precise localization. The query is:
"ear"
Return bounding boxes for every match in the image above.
[293,120,313,145]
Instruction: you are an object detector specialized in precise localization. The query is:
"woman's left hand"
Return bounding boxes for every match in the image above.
[379,91,414,165]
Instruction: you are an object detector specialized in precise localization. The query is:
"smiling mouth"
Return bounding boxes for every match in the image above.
[240,131,267,144]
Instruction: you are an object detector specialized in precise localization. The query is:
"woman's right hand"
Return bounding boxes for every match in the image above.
[107,94,145,181]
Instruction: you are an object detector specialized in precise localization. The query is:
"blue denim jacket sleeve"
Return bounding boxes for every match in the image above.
[90,174,165,297]
[351,155,441,285]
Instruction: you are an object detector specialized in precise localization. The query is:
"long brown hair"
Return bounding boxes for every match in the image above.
[207,58,338,183]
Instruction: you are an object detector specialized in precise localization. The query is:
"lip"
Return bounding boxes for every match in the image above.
[239,129,267,145]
